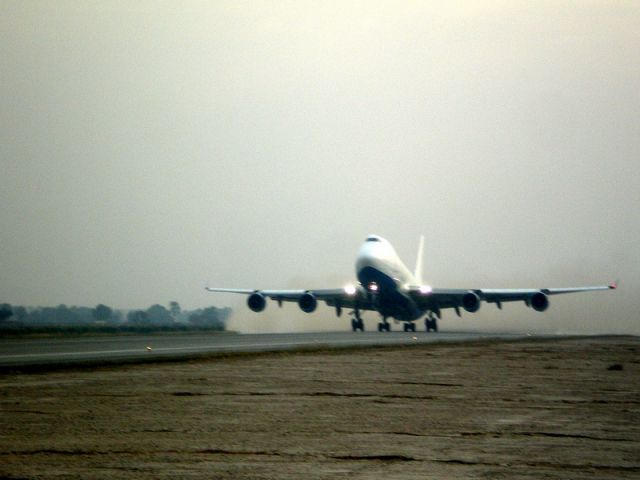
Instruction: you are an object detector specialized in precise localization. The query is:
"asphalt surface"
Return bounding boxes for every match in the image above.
[0,331,528,368]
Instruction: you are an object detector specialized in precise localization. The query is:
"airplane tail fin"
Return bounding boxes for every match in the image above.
[414,234,425,284]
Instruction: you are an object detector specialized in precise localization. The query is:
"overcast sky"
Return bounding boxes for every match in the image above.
[1,1,638,334]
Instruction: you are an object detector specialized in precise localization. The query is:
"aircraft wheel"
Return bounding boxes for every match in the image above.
[411,323,417,332]
[425,318,438,332]
[351,318,358,332]
[358,318,365,331]
[403,323,409,332]
[378,322,383,332]
[385,322,391,332]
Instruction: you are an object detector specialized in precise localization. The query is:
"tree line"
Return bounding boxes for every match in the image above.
[0,301,231,334]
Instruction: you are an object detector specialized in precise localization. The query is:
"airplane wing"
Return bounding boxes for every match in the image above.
[408,283,617,315]
[205,286,375,315]
[206,282,616,317]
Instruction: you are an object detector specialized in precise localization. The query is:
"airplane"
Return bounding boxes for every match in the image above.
[206,234,616,332]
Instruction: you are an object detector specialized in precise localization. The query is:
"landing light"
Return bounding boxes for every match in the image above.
[344,284,357,295]
[419,285,432,294]
[369,282,379,292]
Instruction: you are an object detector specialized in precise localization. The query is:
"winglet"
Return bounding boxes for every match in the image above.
[414,234,425,284]
[609,280,619,290]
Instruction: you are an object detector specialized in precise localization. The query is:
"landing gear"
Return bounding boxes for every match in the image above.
[424,312,438,332]
[377,317,391,332]
[350,311,364,332]
[403,323,417,332]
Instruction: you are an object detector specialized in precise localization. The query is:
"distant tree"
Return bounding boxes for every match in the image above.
[55,304,80,324]
[92,304,113,323]
[127,310,149,325]
[146,304,174,325]
[188,306,230,330]
[111,310,124,324]
[43,307,57,324]
[28,307,52,324]
[0,304,13,322]
[12,305,27,322]
[26,305,74,325]
[55,305,67,323]
[169,301,181,319]
[70,306,94,324]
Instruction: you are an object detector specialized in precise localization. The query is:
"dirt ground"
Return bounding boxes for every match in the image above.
[0,336,638,479]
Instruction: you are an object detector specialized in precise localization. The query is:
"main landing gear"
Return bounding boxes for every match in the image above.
[350,311,365,332]
[403,322,417,332]
[425,312,438,332]
[370,313,438,333]
[377,317,391,332]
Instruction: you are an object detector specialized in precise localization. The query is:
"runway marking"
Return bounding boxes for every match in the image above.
[0,338,424,359]
[0,333,525,366]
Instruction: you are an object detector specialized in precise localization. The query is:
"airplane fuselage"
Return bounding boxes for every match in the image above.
[356,235,424,321]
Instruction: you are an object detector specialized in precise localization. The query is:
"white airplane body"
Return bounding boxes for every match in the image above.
[206,235,616,332]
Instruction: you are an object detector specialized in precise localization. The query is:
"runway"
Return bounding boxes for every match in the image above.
[0,331,528,369]
[2,335,637,479]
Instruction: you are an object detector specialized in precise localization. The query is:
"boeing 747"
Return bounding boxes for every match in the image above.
[206,235,616,332]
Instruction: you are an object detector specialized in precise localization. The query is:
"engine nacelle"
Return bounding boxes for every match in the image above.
[247,292,267,312]
[462,291,481,313]
[298,292,318,313]
[530,291,549,312]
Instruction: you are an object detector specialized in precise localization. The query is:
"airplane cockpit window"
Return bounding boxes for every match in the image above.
[366,236,381,242]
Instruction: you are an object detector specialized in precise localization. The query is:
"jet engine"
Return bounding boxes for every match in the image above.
[298,292,318,313]
[462,291,481,312]
[529,291,549,312]
[247,292,267,312]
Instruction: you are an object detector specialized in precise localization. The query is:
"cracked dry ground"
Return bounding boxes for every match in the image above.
[1,336,639,479]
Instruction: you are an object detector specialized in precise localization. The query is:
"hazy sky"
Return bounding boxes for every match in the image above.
[1,1,638,334]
